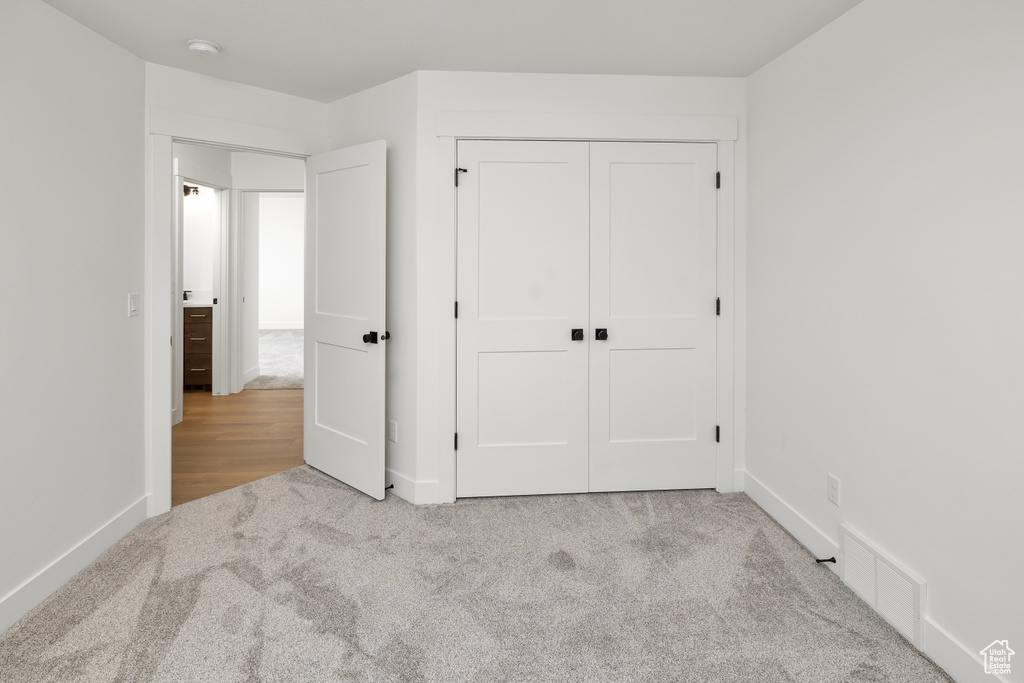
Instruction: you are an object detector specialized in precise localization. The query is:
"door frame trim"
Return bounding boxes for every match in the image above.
[145,109,315,517]
[435,113,742,503]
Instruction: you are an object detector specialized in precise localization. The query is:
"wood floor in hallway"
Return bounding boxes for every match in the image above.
[172,389,304,507]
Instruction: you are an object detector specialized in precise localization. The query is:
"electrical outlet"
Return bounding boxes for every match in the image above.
[827,474,841,507]
[388,420,398,443]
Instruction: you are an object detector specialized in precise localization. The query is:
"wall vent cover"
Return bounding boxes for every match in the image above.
[840,523,926,648]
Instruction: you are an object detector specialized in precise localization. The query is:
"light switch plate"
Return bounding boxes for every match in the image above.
[388,420,398,443]
[128,292,140,317]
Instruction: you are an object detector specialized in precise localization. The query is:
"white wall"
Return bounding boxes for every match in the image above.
[241,192,261,382]
[174,142,232,189]
[146,63,329,150]
[182,184,219,297]
[746,0,1024,678]
[0,0,147,632]
[327,73,420,496]
[414,71,748,501]
[258,193,305,329]
[232,152,304,191]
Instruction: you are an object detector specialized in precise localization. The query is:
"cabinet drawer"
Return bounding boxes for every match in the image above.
[184,354,212,385]
[185,307,212,323]
[184,324,212,353]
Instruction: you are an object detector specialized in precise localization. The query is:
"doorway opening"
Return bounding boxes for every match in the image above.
[170,144,306,507]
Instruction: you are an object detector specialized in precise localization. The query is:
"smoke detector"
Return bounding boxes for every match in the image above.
[187,39,221,57]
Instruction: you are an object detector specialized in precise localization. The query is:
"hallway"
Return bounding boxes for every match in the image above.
[171,389,303,506]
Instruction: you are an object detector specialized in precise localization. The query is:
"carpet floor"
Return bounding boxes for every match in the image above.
[244,330,303,390]
[0,467,951,682]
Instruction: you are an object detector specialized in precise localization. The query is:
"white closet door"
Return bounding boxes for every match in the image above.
[589,142,718,492]
[456,140,591,497]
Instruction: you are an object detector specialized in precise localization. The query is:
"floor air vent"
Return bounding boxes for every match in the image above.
[840,523,925,648]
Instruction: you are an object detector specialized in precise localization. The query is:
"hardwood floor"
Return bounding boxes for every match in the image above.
[172,389,304,507]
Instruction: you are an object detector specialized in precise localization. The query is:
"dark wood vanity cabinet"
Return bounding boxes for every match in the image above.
[184,307,212,389]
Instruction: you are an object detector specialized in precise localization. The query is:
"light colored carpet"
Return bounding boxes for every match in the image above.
[245,329,303,390]
[0,467,951,682]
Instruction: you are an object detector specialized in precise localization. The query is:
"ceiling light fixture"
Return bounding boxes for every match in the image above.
[186,39,221,57]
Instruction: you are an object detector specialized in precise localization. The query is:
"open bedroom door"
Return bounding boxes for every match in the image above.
[304,140,387,500]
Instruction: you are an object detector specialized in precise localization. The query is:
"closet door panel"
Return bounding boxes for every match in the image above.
[456,140,591,497]
[589,142,719,492]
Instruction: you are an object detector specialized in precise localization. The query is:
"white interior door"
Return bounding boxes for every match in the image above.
[456,140,591,497]
[589,142,719,491]
[304,140,387,500]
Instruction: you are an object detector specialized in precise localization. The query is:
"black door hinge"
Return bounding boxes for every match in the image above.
[455,168,467,187]
[454,301,459,319]
[454,433,458,450]
[716,298,721,315]
[716,425,720,443]
[716,172,721,189]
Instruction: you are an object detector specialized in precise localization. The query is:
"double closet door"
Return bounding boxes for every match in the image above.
[456,140,718,498]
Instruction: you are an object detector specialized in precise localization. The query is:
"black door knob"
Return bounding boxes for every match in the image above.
[381,331,391,341]
[595,328,608,341]
[571,328,584,341]
[363,331,378,344]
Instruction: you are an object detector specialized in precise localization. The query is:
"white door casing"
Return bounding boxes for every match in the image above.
[304,140,387,500]
[172,175,184,425]
[456,140,719,497]
[588,142,719,491]
[456,141,591,497]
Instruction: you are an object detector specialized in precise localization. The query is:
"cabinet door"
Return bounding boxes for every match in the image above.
[456,140,591,497]
[589,142,719,492]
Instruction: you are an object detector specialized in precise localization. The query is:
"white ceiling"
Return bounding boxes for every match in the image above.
[43,0,863,103]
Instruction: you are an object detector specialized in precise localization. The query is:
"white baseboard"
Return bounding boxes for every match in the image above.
[924,617,1008,683]
[259,323,304,330]
[0,495,148,635]
[385,468,440,505]
[742,470,840,575]
[242,365,260,384]
[741,469,993,683]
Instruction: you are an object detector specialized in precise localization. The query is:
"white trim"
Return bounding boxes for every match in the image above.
[434,112,738,142]
[436,113,740,503]
[742,470,841,574]
[732,468,745,491]
[146,134,175,514]
[150,109,320,157]
[924,617,1007,683]
[716,140,737,493]
[436,136,458,504]
[145,115,314,517]
[742,469,978,682]
[212,187,231,396]
[386,468,439,505]
[0,496,148,634]
[242,366,261,385]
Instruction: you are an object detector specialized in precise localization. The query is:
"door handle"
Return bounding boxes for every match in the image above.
[363,331,378,344]
[571,328,584,341]
[595,328,608,341]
